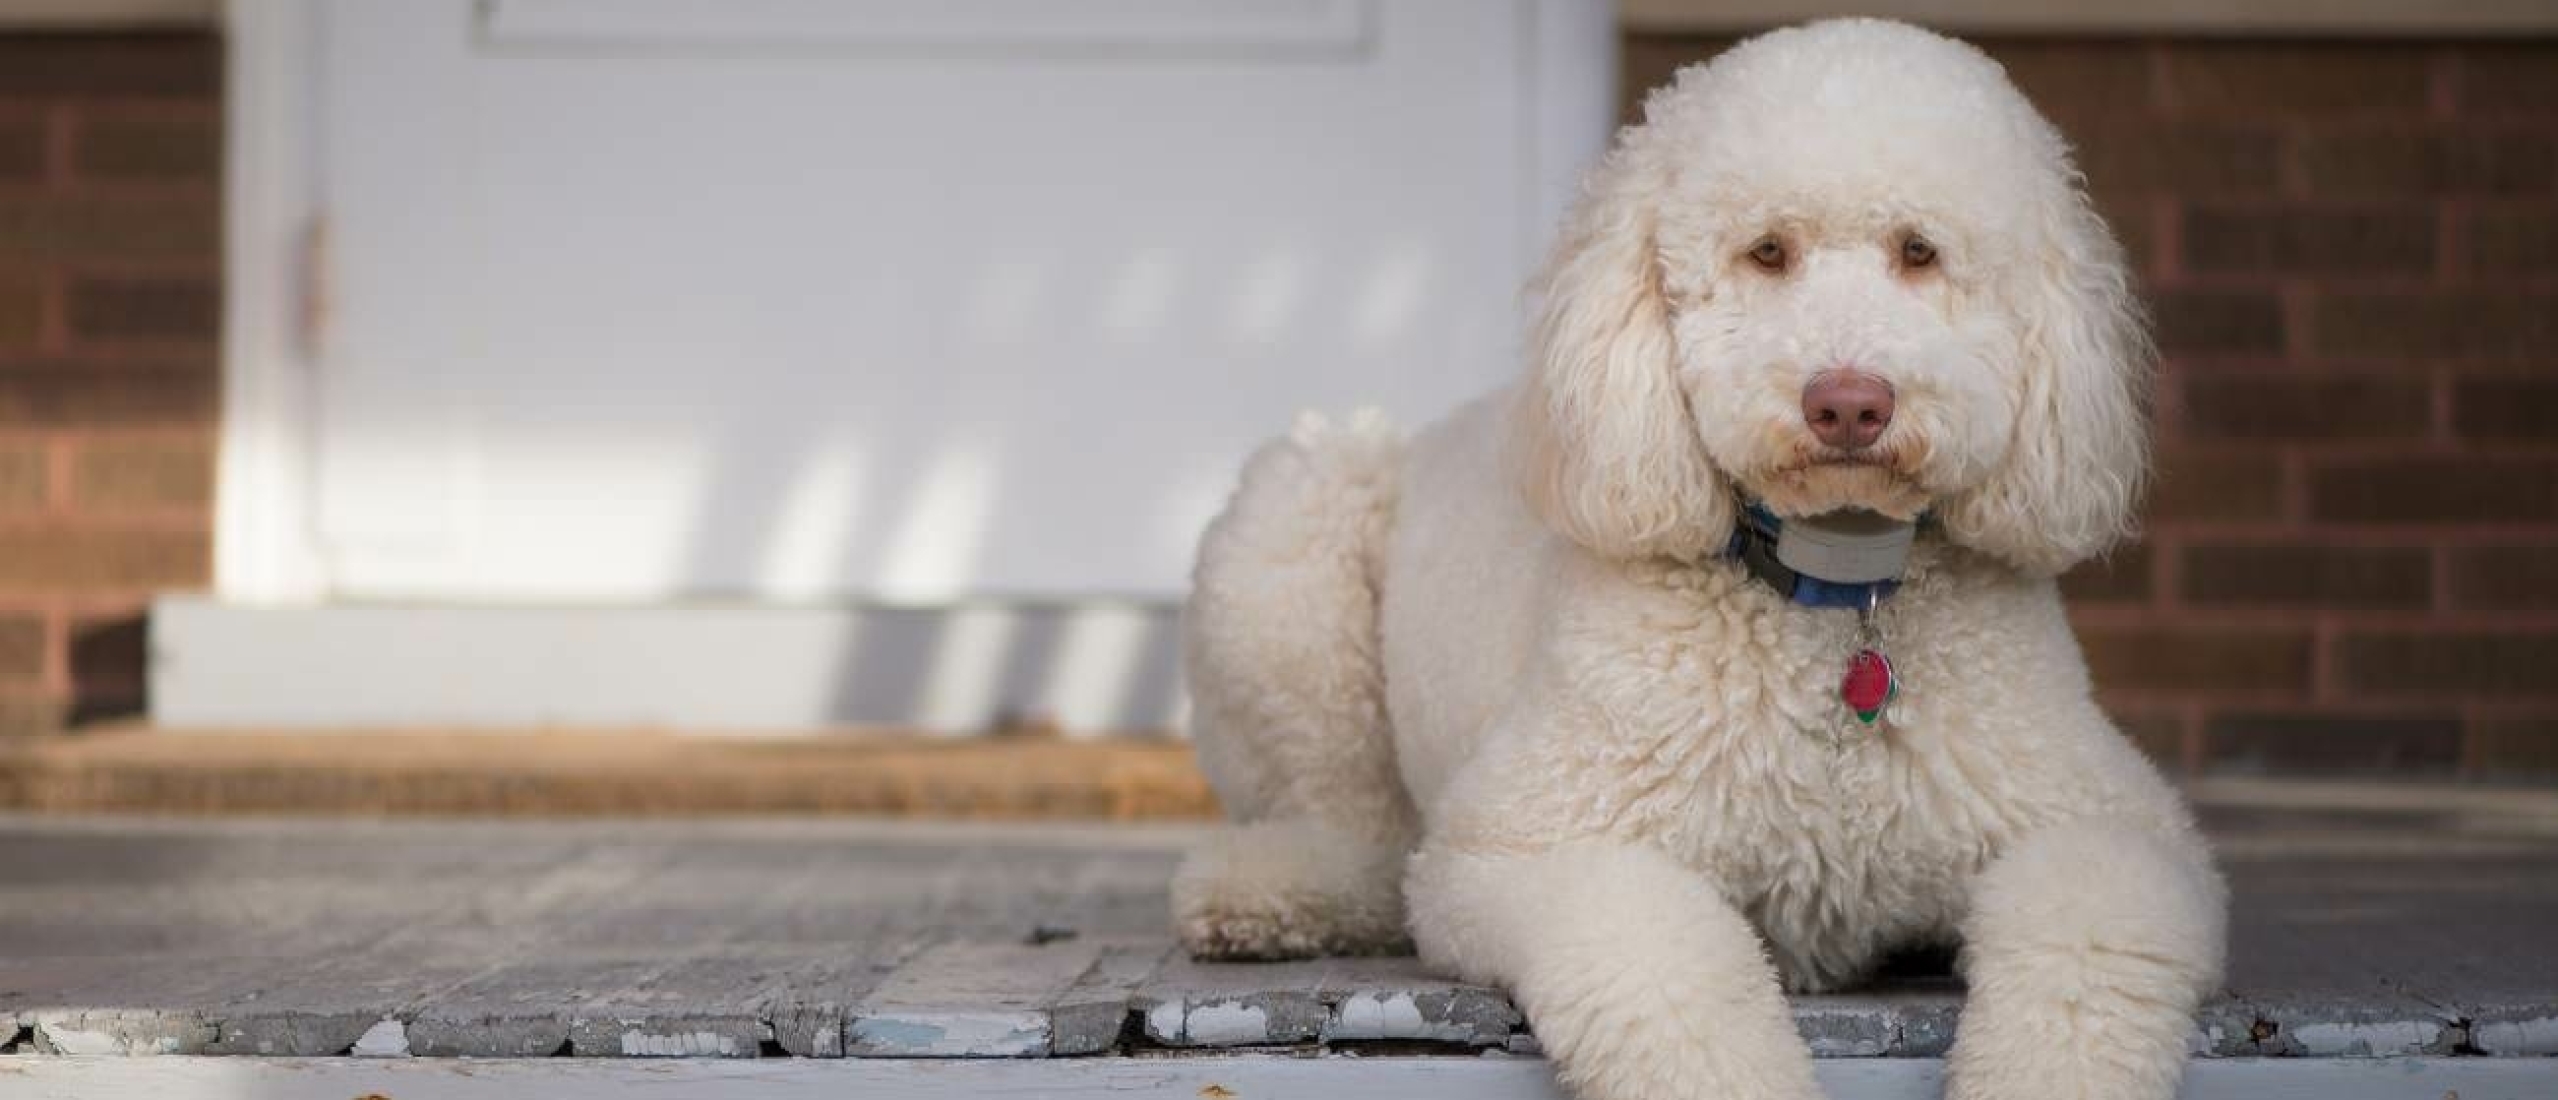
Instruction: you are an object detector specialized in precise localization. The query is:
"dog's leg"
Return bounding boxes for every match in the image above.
[1174,412,1417,960]
[1406,841,1823,1100]
[1947,816,2226,1100]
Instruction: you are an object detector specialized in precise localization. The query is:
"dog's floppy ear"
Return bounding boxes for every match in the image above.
[1939,188,2154,576]
[1509,134,1732,561]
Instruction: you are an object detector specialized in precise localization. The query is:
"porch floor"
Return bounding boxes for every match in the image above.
[1,779,2554,1066]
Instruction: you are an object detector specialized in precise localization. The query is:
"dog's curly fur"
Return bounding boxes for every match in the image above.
[1173,19,2226,1100]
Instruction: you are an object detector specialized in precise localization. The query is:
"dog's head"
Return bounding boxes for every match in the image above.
[1512,18,2150,577]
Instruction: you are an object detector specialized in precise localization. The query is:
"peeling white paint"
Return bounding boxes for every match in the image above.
[1329,993,1426,1039]
[1181,1001,1273,1045]
[37,1025,147,1057]
[1145,1001,1186,1042]
[809,1029,842,1058]
[2473,1015,2558,1056]
[619,1029,741,1057]
[33,1017,205,1057]
[2187,1023,2224,1056]
[350,1018,409,1058]
[1325,993,1476,1043]
[851,1013,1046,1057]
[2288,1020,2441,1057]
[848,1018,945,1054]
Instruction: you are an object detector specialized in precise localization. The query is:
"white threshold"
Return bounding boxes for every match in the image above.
[149,596,1185,735]
[8,1054,2555,1100]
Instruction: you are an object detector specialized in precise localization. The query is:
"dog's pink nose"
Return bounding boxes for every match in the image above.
[1802,370,1895,451]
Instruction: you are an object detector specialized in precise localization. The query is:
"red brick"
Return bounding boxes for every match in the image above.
[2079,625,2314,693]
[2179,372,2430,442]
[2467,209,2558,277]
[2202,711,2461,775]
[2314,292,2558,360]
[0,613,42,682]
[2459,44,2558,113]
[2452,375,2558,440]
[2146,448,2286,524]
[1620,35,1740,122]
[71,108,219,182]
[2298,128,2558,198]
[2060,543,2152,605]
[0,270,39,348]
[72,436,211,510]
[2335,630,2558,699]
[0,196,219,263]
[2061,118,2285,196]
[2468,717,2558,780]
[0,696,67,740]
[2308,457,2558,525]
[2109,706,2192,773]
[2163,43,2434,114]
[2153,290,2286,358]
[0,366,218,428]
[2095,197,2156,276]
[2181,206,2435,276]
[0,35,220,98]
[67,276,218,343]
[0,440,45,511]
[2181,543,2432,610]
[0,111,41,181]
[0,527,206,593]
[1986,42,2155,121]
[2448,546,2558,610]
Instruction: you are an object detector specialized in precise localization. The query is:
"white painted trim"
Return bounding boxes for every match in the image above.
[7,1055,2556,1100]
[149,597,1186,734]
[212,0,328,604]
[479,0,1377,56]
[0,0,216,28]
[1620,0,2558,36]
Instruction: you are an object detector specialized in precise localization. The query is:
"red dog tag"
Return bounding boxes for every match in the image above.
[1842,649,1896,725]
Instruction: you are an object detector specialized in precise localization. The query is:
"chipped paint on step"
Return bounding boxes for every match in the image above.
[2473,1015,2558,1057]
[848,1013,1049,1057]
[619,1029,743,1057]
[350,1019,408,1058]
[2287,1020,2444,1057]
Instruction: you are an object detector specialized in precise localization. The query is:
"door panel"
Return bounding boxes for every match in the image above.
[315,0,1598,601]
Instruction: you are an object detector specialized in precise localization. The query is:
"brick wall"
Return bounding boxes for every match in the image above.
[0,29,2548,784]
[0,33,221,737]
[1629,35,2558,782]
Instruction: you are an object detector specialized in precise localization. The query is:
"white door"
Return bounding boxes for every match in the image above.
[305,0,1615,603]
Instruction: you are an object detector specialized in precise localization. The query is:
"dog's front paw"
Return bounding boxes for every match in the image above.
[1170,820,1410,960]
[1172,892,1332,961]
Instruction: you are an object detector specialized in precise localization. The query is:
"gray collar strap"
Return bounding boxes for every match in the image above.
[1726,503,1919,610]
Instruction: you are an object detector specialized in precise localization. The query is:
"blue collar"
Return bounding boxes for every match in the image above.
[1723,503,1903,610]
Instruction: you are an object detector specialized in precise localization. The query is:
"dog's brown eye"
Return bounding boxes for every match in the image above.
[1901,235,1938,270]
[1748,238,1788,272]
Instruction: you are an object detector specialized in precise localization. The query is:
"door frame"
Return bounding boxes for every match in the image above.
[215,0,329,603]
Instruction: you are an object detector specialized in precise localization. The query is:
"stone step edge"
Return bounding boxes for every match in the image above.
[11,982,2551,1060]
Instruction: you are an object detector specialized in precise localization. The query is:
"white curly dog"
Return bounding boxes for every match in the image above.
[1172,18,2226,1100]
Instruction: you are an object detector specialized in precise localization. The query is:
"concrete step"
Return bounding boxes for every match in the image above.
[0,727,1215,818]
[3,804,2554,1064]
